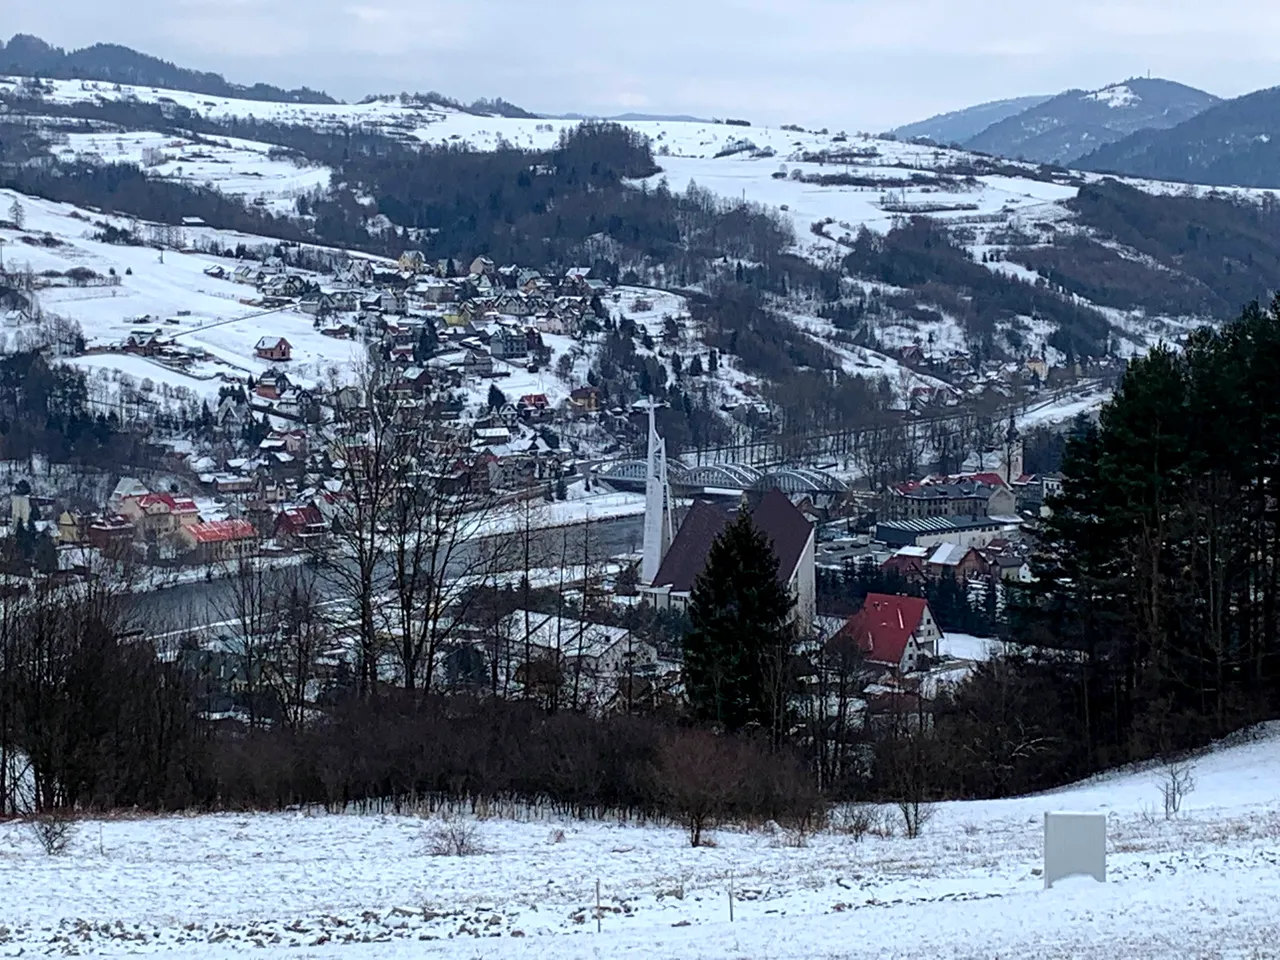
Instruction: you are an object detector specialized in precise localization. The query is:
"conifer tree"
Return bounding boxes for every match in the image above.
[683,510,795,739]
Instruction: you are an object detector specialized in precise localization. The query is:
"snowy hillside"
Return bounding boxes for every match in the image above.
[0,188,366,401]
[57,128,331,216]
[10,72,1245,277]
[0,724,1277,957]
[4,73,1087,260]
[8,72,1267,412]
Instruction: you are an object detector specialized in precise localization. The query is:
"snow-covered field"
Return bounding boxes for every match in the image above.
[1,724,1277,958]
[0,188,365,395]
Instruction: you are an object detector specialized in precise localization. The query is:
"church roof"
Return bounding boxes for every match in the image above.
[649,490,812,594]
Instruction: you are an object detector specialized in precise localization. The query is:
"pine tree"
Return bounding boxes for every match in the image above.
[487,383,507,410]
[8,200,23,229]
[33,535,56,575]
[684,510,796,739]
[416,323,439,362]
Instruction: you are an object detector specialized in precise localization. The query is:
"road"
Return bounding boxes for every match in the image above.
[124,513,646,630]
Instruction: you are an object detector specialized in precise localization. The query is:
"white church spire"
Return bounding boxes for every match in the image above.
[641,399,673,585]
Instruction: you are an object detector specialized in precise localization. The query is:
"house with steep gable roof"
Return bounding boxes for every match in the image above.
[836,593,941,672]
[255,337,292,362]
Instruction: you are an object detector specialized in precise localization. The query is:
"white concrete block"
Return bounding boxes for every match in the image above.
[1044,811,1106,889]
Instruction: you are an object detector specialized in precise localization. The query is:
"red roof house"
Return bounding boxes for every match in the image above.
[273,505,328,547]
[177,519,258,563]
[836,593,942,672]
[117,492,201,540]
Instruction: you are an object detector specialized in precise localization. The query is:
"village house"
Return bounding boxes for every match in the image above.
[123,332,168,357]
[1011,472,1064,517]
[459,350,494,379]
[255,337,292,362]
[255,369,291,400]
[922,542,990,580]
[299,292,335,316]
[835,593,942,672]
[413,277,456,303]
[273,505,328,548]
[568,385,602,415]
[177,519,259,564]
[883,473,1016,521]
[518,393,551,421]
[320,321,355,340]
[84,515,137,557]
[489,327,529,361]
[117,492,201,543]
[261,274,307,299]
[881,542,990,582]
[214,474,255,495]
[398,250,427,273]
[108,478,151,513]
[533,312,567,336]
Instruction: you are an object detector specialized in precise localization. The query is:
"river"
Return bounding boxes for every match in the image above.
[124,513,646,630]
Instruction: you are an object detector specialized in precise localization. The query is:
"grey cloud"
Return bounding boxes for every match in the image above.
[6,0,1280,129]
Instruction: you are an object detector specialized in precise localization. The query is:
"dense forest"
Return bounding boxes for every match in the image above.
[1064,181,1280,317]
[1000,297,1280,786]
[0,351,151,467]
[0,33,335,104]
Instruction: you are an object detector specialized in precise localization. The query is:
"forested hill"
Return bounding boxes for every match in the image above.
[0,34,335,105]
[890,95,1052,146]
[1078,85,1280,188]
[964,78,1218,166]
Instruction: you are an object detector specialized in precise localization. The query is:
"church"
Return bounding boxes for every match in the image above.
[635,402,816,626]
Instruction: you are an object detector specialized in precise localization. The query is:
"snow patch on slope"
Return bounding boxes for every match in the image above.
[1085,84,1141,109]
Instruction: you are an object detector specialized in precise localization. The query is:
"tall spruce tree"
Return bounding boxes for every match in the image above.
[683,510,795,739]
[1010,295,1280,768]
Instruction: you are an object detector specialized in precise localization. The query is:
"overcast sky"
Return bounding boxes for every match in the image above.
[8,0,1280,129]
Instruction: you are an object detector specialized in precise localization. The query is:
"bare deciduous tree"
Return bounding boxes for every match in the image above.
[263,567,328,732]
[27,810,76,855]
[382,438,510,694]
[1160,759,1196,819]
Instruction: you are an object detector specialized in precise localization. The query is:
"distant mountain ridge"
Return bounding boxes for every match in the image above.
[963,78,1220,165]
[0,33,335,104]
[891,95,1052,145]
[1078,85,1280,188]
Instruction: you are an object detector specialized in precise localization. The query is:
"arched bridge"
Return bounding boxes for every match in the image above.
[596,460,848,496]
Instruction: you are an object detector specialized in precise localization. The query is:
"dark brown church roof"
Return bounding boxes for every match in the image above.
[649,500,729,592]
[750,488,814,585]
[649,489,812,593]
